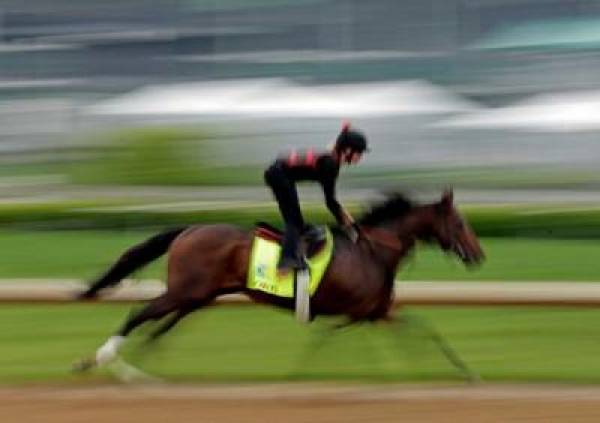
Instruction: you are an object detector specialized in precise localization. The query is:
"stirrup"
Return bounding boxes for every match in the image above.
[303,225,326,243]
[277,254,305,271]
[294,264,310,324]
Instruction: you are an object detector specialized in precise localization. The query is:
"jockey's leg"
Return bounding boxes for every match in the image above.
[280,232,302,268]
[278,183,305,269]
[265,168,305,270]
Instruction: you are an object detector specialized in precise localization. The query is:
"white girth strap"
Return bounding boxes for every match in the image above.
[295,268,310,324]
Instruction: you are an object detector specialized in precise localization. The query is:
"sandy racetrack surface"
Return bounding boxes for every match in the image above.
[4,384,600,423]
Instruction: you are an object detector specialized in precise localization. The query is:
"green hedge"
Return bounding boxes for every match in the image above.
[69,127,262,186]
[460,207,600,238]
[1,202,600,239]
[0,202,324,231]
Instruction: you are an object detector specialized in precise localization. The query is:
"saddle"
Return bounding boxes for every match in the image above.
[254,222,327,259]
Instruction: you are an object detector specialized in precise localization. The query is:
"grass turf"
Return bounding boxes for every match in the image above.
[0,230,599,384]
[1,304,599,384]
[0,230,597,281]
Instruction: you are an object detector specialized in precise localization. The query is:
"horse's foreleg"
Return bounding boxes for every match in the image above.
[389,313,480,383]
[289,321,358,379]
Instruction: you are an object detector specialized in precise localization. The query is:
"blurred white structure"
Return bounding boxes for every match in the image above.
[83,79,600,168]
[86,78,478,118]
[438,90,600,132]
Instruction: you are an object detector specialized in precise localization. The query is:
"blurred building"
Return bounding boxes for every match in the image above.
[1,0,600,92]
[2,0,600,171]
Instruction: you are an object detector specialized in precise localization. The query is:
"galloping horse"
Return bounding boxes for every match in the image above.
[76,190,484,375]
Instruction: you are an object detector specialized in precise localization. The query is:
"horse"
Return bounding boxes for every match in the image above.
[75,189,484,378]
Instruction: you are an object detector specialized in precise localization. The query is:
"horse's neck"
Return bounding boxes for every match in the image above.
[362,223,415,273]
[368,209,431,268]
[395,208,431,238]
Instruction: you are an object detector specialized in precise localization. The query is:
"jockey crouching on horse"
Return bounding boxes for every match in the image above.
[264,122,369,274]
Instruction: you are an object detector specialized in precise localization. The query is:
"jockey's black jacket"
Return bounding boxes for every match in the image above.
[264,149,343,226]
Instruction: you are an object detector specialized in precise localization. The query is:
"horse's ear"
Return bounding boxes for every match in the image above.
[442,188,453,204]
[437,188,454,214]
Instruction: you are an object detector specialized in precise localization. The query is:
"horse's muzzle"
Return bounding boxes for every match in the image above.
[453,241,485,268]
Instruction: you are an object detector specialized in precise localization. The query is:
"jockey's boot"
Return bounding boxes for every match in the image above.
[302,224,326,244]
[279,225,305,274]
[277,254,305,275]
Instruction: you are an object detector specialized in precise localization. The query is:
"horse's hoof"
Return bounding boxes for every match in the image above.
[466,372,482,384]
[75,290,97,301]
[72,358,96,373]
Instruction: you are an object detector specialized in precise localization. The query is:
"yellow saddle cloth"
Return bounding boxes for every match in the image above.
[246,227,334,298]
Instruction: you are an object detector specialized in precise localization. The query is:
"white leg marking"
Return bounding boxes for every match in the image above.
[95,335,126,366]
[109,357,163,384]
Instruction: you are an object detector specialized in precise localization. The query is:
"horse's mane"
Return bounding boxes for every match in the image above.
[357,193,416,226]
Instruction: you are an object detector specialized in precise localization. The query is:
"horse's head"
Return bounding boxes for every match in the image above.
[358,190,484,267]
[427,189,485,267]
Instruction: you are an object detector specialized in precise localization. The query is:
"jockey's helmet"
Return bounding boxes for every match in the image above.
[335,122,369,154]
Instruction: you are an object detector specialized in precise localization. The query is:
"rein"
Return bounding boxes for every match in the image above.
[359,226,403,251]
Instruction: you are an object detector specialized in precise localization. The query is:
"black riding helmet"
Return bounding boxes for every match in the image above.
[335,122,370,154]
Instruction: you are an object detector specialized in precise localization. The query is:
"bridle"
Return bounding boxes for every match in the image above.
[438,214,470,262]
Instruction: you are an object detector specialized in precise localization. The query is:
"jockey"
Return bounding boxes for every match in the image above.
[264,122,369,273]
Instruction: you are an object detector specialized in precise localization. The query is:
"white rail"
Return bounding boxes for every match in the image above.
[0,280,599,306]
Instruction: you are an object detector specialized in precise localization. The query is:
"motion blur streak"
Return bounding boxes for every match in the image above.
[2,1,600,422]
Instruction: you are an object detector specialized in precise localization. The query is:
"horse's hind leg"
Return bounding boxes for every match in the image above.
[117,293,180,337]
[146,299,208,343]
[74,293,180,371]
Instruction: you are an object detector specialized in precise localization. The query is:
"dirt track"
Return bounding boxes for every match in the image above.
[4,384,600,423]
[5,282,600,422]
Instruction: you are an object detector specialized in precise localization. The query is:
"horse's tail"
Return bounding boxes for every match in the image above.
[78,227,188,299]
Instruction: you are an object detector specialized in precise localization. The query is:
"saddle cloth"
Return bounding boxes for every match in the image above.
[246,224,334,298]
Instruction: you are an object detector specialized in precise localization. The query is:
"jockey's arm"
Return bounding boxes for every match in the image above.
[340,208,355,226]
[322,177,353,227]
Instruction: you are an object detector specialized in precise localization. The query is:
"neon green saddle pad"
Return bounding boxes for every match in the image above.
[247,227,334,298]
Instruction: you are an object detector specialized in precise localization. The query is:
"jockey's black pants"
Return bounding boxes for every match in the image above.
[264,164,305,266]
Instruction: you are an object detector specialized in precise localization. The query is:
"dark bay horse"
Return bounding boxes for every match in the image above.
[76,190,484,375]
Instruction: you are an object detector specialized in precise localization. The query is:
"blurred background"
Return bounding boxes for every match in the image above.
[4,1,600,407]
[3,0,600,205]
